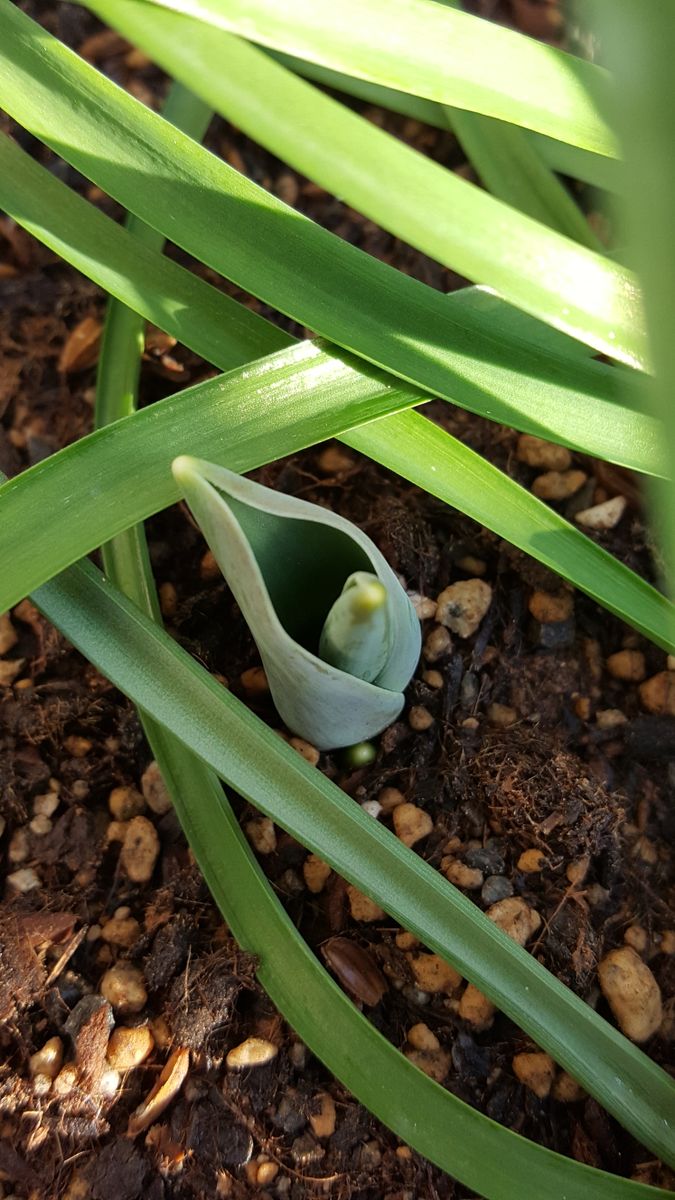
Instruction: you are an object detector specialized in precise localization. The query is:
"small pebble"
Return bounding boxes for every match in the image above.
[141,761,173,815]
[120,816,160,883]
[53,1064,79,1096]
[0,659,25,686]
[606,649,646,682]
[596,708,627,730]
[552,1071,586,1103]
[99,1068,120,1096]
[64,736,92,758]
[245,817,277,855]
[575,495,627,530]
[458,984,495,1031]
[256,1161,280,1185]
[404,1046,451,1083]
[456,554,486,576]
[517,434,571,471]
[528,590,573,623]
[33,792,60,818]
[378,787,405,812]
[624,925,648,954]
[108,786,145,821]
[276,170,300,206]
[200,549,220,580]
[517,848,547,873]
[512,1051,556,1098]
[410,594,437,620]
[532,469,587,500]
[566,855,590,886]
[8,828,29,863]
[106,1024,154,1070]
[423,625,452,662]
[101,916,141,949]
[346,884,385,923]
[158,581,177,618]
[395,930,419,951]
[639,671,675,716]
[658,929,675,955]
[0,612,18,654]
[302,854,331,893]
[598,947,662,1042]
[487,703,517,728]
[408,706,434,732]
[393,803,433,847]
[436,580,492,639]
[240,666,269,695]
[633,835,658,865]
[29,814,52,837]
[422,669,444,689]
[106,820,128,844]
[444,860,483,890]
[29,1036,64,1080]
[226,1037,278,1069]
[481,875,513,905]
[408,952,462,994]
[404,1026,438,1058]
[289,737,320,766]
[361,799,382,819]
[100,963,147,1015]
[308,1092,336,1139]
[316,445,354,475]
[6,867,41,893]
[487,897,541,945]
[668,655,675,671]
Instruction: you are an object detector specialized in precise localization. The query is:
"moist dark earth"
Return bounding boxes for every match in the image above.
[1,2,674,1197]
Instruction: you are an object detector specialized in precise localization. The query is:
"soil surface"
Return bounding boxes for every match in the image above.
[1,3,674,1198]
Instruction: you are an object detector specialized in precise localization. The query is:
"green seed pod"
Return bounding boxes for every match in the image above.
[171,456,420,750]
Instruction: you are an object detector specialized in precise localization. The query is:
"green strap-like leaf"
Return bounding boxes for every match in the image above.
[0,132,661,475]
[269,50,622,191]
[26,553,674,1172]
[133,0,617,157]
[0,358,672,650]
[83,0,612,359]
[0,2,647,371]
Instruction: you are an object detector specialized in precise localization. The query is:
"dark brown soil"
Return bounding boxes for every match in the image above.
[1,3,674,1198]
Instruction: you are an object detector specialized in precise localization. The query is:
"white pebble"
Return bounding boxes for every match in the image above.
[575,496,626,531]
[7,867,41,893]
[226,1037,278,1069]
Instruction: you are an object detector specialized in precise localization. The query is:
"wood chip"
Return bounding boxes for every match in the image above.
[127,1047,190,1136]
[58,316,102,374]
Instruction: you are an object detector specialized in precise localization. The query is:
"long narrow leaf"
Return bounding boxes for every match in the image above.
[25,554,674,1171]
[136,0,617,157]
[84,0,608,364]
[0,133,661,475]
[91,90,666,1197]
[0,342,424,613]
[445,107,600,247]
[593,1,675,619]
[269,49,621,191]
[0,3,648,373]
